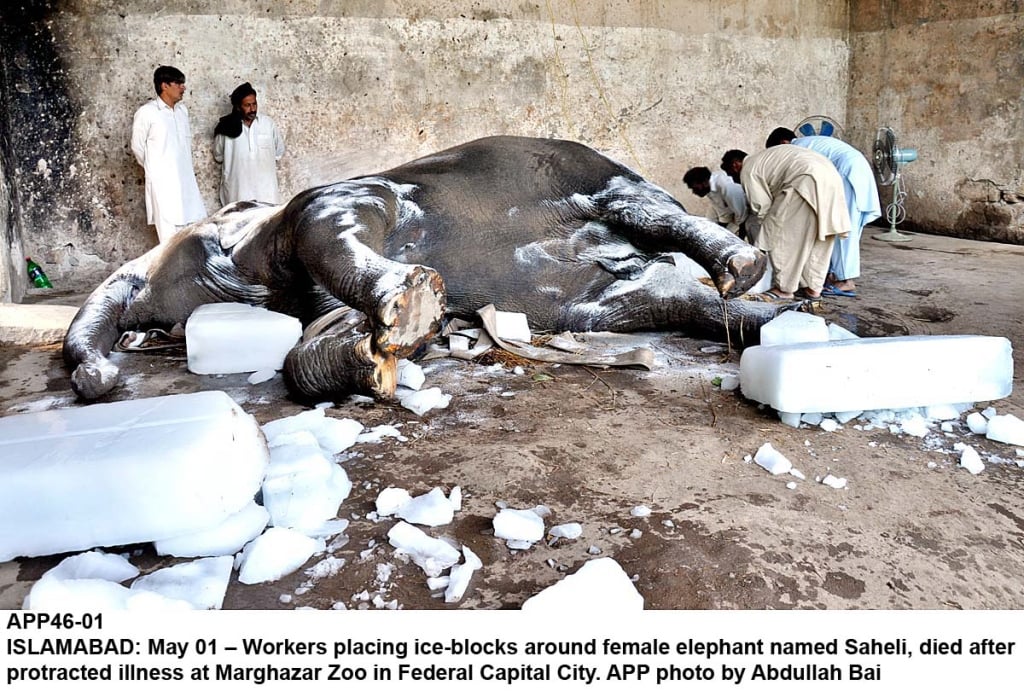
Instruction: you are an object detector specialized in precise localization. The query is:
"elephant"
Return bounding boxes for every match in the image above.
[63,135,800,402]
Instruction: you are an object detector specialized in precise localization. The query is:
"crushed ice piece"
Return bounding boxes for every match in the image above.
[521,557,643,612]
[587,545,602,555]
[789,468,806,480]
[982,406,998,419]
[532,505,553,518]
[786,481,798,490]
[966,412,988,434]
[629,529,642,539]
[449,486,463,512]
[247,369,277,385]
[834,410,862,424]
[236,528,325,584]
[493,508,545,543]
[801,412,823,426]
[754,442,793,475]
[925,404,962,421]
[821,475,847,489]
[376,487,413,516]
[355,424,405,444]
[444,545,483,603]
[426,576,450,591]
[386,522,460,578]
[42,551,139,583]
[399,387,451,416]
[719,374,740,391]
[395,487,455,527]
[940,422,954,433]
[506,539,535,551]
[396,359,426,391]
[130,556,233,610]
[986,414,1024,446]
[820,418,840,432]
[630,505,652,518]
[779,411,802,428]
[959,446,985,474]
[549,523,583,540]
[513,366,525,375]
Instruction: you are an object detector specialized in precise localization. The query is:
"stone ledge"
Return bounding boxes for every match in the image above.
[0,304,79,346]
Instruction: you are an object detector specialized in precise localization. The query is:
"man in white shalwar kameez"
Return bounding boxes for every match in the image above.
[683,165,759,241]
[740,145,850,300]
[213,82,286,207]
[766,128,881,296]
[131,66,207,244]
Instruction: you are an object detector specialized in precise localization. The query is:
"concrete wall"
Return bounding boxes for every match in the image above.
[848,1,1024,243]
[1,0,852,294]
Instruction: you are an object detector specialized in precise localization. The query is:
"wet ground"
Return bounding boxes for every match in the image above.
[1,228,1023,610]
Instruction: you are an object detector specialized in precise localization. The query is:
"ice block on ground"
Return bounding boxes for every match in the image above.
[186,302,301,374]
[739,335,1013,414]
[0,390,269,561]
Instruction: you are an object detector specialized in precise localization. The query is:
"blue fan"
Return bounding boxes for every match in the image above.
[794,115,845,140]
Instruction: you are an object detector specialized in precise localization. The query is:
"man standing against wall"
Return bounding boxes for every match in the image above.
[739,145,850,300]
[213,82,286,207]
[130,65,207,243]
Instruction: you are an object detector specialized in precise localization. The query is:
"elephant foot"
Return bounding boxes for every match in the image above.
[70,357,120,400]
[715,246,767,299]
[284,331,397,402]
[374,265,446,358]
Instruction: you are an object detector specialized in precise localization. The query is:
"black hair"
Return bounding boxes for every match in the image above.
[153,65,185,95]
[765,127,797,148]
[682,166,712,186]
[720,149,747,171]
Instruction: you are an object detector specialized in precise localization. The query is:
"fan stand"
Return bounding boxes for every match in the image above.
[874,174,912,243]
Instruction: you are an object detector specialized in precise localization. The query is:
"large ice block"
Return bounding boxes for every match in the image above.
[759,311,830,346]
[186,302,302,374]
[739,335,1013,414]
[0,391,269,561]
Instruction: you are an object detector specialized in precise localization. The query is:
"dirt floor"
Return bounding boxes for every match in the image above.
[1,229,1023,611]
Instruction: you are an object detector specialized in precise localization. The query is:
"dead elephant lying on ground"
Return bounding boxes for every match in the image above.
[64,135,796,402]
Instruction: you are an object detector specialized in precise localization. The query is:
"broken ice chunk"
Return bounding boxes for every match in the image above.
[493,508,545,543]
[396,359,426,391]
[386,521,461,578]
[958,445,985,474]
[129,556,233,610]
[42,550,139,583]
[550,523,583,540]
[236,527,325,585]
[396,487,455,527]
[753,442,793,475]
[376,487,413,516]
[247,368,277,385]
[444,546,483,603]
[629,505,652,518]
[186,302,301,375]
[398,387,451,416]
[0,391,268,561]
[966,412,989,435]
[740,335,1012,414]
[986,414,1024,446]
[521,557,643,612]
[821,474,847,489]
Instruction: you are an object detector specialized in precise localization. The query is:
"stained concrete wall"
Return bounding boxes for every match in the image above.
[848,1,1024,243]
[2,0,852,294]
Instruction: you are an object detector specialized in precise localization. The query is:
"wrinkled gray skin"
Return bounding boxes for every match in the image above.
[64,135,790,402]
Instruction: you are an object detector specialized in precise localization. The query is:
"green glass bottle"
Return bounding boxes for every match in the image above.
[26,257,53,288]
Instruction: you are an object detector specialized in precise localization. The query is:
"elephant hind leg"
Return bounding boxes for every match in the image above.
[283,330,397,402]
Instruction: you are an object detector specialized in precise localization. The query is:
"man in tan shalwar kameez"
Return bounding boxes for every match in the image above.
[740,145,850,299]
